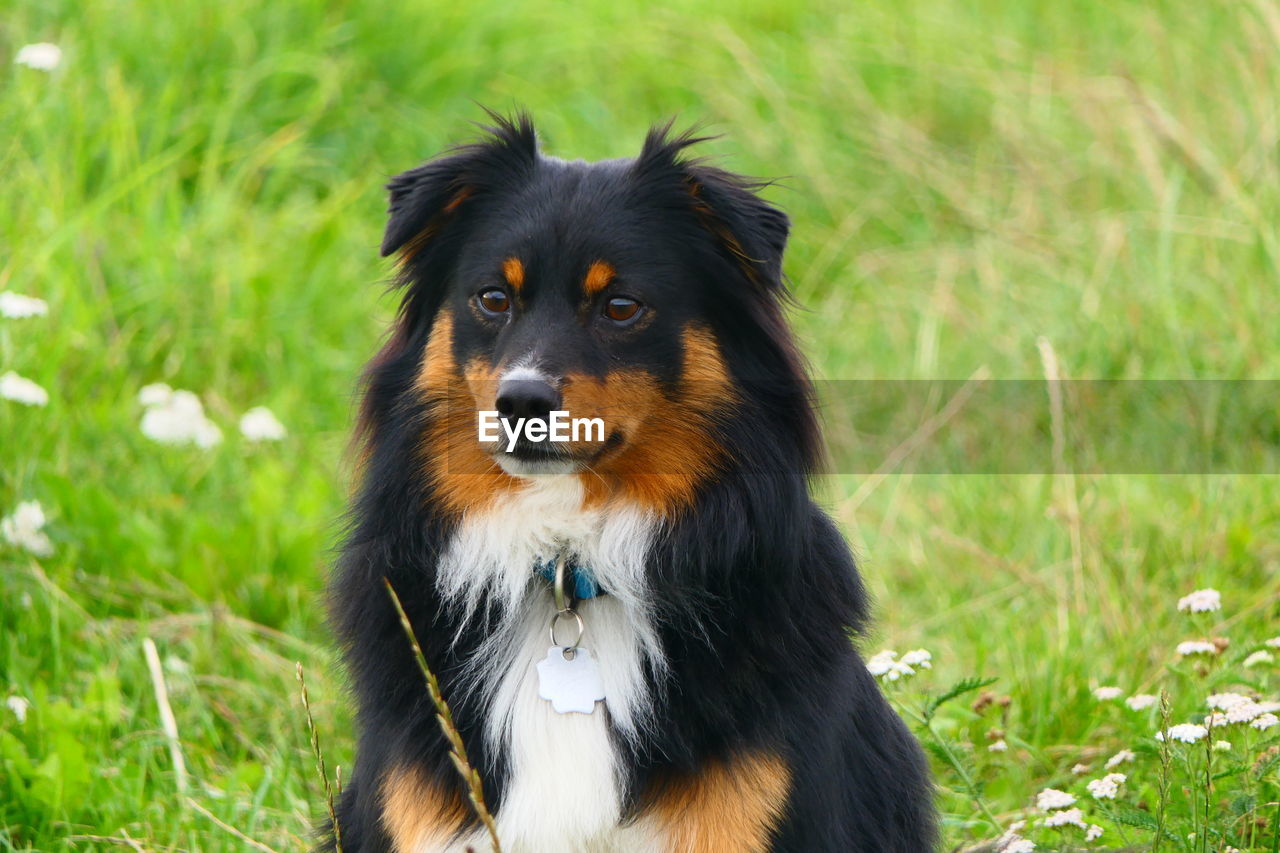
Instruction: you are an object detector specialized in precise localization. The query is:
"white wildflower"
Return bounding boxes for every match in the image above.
[1043,807,1086,828]
[1071,763,1090,775]
[140,388,222,448]
[866,650,897,676]
[1176,640,1219,656]
[0,371,49,406]
[1093,686,1122,700]
[1156,723,1207,743]
[1177,588,1221,613]
[6,696,30,724]
[1086,772,1126,800]
[1,500,53,556]
[1206,712,1231,727]
[1252,713,1278,731]
[239,406,287,442]
[988,739,1008,753]
[899,648,932,669]
[1086,824,1104,841]
[1225,702,1266,724]
[1126,693,1158,710]
[0,292,49,318]
[1213,740,1232,752]
[1036,788,1076,810]
[1266,637,1280,649]
[14,43,61,72]
[865,649,918,681]
[1207,692,1253,711]
[997,824,1033,853]
[1244,650,1274,667]
[1105,749,1136,769]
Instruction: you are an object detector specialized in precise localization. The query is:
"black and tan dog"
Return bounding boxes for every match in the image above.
[328,112,935,852]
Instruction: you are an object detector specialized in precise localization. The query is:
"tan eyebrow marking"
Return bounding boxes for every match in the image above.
[584,260,615,295]
[501,257,525,292]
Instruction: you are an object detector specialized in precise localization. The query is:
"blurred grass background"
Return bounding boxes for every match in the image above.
[2,0,1278,849]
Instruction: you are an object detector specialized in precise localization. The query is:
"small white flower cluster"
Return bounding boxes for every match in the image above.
[1156,723,1207,743]
[239,406,288,442]
[1092,686,1122,701]
[1033,786,1104,839]
[1207,697,1280,727]
[0,371,49,406]
[139,384,288,447]
[0,292,49,318]
[14,43,62,71]
[866,648,931,681]
[1085,772,1125,800]
[1,500,53,557]
[1176,588,1221,613]
[1105,749,1135,769]
[1267,637,1280,649]
[1244,650,1274,667]
[1175,639,1219,657]
[1125,693,1158,710]
[988,739,1008,753]
[139,384,223,447]
[1035,788,1075,810]
[6,695,31,724]
[1206,692,1252,711]
[1043,807,1086,828]
[996,820,1034,852]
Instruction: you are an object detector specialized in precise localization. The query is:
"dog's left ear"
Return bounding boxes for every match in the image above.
[380,111,538,258]
[632,123,790,290]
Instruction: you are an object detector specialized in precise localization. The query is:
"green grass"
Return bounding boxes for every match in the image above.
[3,0,1279,849]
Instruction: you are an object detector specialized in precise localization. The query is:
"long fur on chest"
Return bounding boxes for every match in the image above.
[436,476,664,850]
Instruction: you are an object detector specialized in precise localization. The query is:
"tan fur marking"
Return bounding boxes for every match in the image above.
[501,256,525,292]
[569,325,735,514]
[583,260,615,295]
[381,764,469,852]
[415,311,518,515]
[645,752,792,853]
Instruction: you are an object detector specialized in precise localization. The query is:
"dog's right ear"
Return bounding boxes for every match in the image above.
[380,111,539,258]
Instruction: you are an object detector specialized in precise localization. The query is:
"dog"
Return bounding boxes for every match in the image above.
[327,112,936,852]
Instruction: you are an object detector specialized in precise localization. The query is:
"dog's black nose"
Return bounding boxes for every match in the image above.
[495,379,561,421]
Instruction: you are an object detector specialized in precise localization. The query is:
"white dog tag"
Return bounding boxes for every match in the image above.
[537,646,606,714]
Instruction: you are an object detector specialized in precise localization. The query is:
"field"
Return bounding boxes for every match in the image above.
[3,0,1279,850]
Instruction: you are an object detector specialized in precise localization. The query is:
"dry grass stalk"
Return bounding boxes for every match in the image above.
[383,578,502,853]
[186,796,282,853]
[141,637,188,796]
[297,662,343,853]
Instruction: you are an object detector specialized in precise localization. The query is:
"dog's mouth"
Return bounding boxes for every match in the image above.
[486,428,624,478]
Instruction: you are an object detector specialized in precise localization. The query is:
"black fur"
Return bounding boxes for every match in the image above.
[327,112,936,851]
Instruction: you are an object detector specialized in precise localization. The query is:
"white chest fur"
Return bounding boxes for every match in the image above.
[433,476,665,853]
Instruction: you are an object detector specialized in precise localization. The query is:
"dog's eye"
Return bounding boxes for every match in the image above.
[477,289,510,316]
[603,297,642,324]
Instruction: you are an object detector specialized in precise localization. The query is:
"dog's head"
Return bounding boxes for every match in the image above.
[364,113,818,516]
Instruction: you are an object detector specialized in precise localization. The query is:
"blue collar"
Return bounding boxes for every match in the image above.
[534,557,603,600]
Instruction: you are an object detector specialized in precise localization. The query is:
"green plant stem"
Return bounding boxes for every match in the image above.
[892,697,1002,834]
